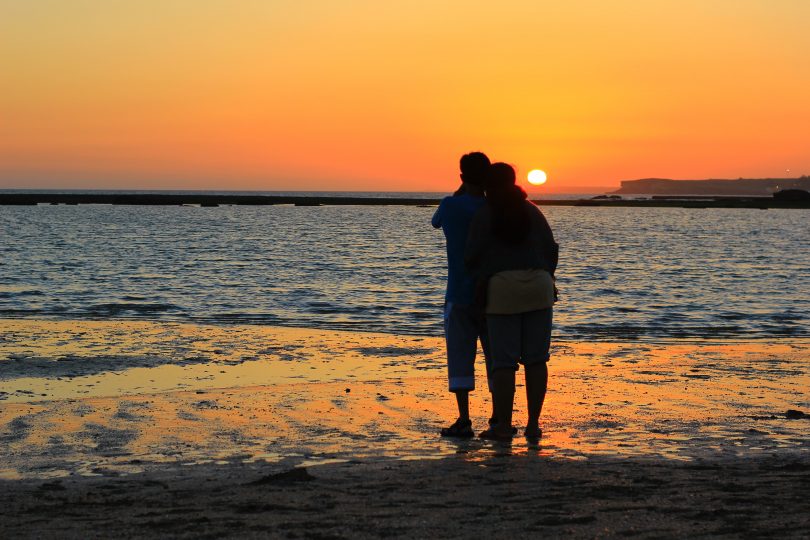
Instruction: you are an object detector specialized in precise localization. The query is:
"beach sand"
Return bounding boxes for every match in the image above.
[3,453,809,538]
[1,319,808,537]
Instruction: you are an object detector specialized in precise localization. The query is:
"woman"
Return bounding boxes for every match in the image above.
[465,162,558,440]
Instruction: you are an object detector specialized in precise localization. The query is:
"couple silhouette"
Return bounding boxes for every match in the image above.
[432,152,558,440]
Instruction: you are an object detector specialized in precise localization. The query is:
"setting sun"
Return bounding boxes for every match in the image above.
[528,169,548,186]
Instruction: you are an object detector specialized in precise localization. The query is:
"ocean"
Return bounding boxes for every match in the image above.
[1,197,808,341]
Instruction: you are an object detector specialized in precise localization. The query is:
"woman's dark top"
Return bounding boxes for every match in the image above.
[464,200,558,280]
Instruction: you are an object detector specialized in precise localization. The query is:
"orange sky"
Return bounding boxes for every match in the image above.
[1,1,808,193]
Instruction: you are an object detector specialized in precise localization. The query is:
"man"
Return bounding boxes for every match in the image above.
[432,151,492,437]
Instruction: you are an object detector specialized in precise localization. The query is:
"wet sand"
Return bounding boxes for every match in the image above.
[1,319,809,537]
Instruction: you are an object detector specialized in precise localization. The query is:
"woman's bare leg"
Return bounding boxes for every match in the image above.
[491,368,516,436]
[524,362,548,437]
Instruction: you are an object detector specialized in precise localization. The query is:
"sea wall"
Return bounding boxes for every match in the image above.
[2,192,809,208]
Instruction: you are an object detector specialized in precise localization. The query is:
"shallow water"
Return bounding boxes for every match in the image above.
[1,203,808,340]
[1,321,808,478]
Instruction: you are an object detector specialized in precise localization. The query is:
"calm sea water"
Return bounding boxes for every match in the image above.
[1,201,807,341]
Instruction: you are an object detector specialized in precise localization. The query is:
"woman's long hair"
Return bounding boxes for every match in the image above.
[486,163,530,245]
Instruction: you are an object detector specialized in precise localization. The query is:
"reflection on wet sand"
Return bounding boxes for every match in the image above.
[1,319,808,479]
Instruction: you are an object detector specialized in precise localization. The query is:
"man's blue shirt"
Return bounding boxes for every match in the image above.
[432,193,485,305]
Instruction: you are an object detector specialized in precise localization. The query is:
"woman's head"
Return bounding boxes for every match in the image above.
[485,162,529,244]
[487,162,516,191]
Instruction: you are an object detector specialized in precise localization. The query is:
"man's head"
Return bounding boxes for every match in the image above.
[459,152,490,187]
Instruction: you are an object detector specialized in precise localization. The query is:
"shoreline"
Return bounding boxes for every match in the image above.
[3,316,809,345]
[2,192,809,209]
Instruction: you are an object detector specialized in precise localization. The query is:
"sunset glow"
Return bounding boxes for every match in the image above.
[2,1,809,193]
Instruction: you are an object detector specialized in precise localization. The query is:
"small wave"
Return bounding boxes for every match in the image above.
[85,303,182,316]
[567,325,648,339]
[0,308,42,316]
[0,290,44,299]
[195,313,282,325]
[408,312,437,320]
[717,312,752,321]
[595,288,621,295]
[758,324,804,336]
[307,301,335,309]
[650,313,691,322]
[771,313,806,322]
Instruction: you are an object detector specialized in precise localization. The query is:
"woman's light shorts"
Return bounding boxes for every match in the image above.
[485,308,552,371]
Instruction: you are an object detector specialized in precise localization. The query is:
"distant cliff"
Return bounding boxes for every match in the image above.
[613,177,810,196]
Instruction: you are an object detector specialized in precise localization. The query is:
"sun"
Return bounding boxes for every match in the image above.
[527,169,547,185]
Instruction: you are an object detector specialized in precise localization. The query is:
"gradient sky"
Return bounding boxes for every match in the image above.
[1,0,809,193]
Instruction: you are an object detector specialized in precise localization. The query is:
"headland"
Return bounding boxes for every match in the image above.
[613,176,810,196]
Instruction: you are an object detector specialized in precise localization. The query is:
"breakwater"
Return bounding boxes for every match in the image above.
[1,193,808,209]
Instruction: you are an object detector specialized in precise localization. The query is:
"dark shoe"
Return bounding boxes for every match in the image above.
[489,416,518,434]
[524,426,543,440]
[478,427,514,441]
[440,418,474,438]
